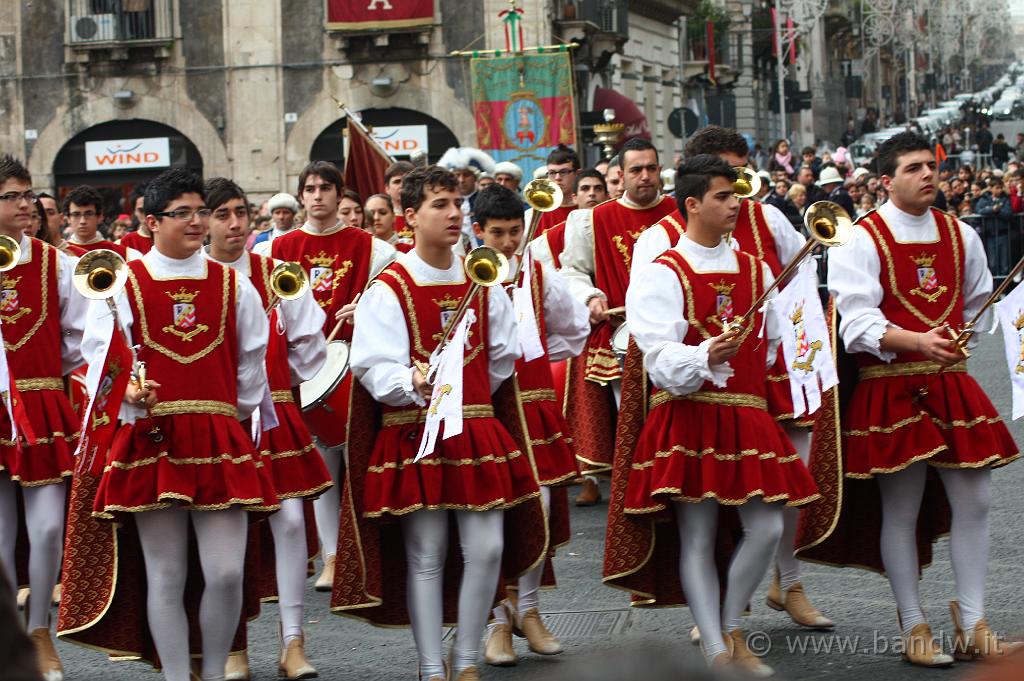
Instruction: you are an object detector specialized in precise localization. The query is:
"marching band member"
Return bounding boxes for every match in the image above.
[631,126,833,630]
[385,160,416,242]
[605,156,818,674]
[365,193,414,253]
[252,192,301,256]
[524,146,580,236]
[820,132,1018,666]
[119,183,154,254]
[529,169,608,271]
[63,185,142,260]
[470,185,589,666]
[340,166,541,681]
[204,178,332,680]
[270,161,395,591]
[560,138,676,505]
[79,168,276,681]
[0,155,87,681]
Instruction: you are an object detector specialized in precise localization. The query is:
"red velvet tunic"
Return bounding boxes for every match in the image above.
[543,221,567,269]
[73,239,130,260]
[93,260,278,518]
[359,260,540,516]
[271,226,376,340]
[119,230,154,255]
[515,260,578,486]
[536,205,575,236]
[0,239,78,485]
[624,249,819,513]
[844,209,1018,478]
[246,252,332,500]
[394,213,413,241]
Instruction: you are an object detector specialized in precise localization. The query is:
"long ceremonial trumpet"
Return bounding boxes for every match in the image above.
[733,167,762,199]
[0,235,21,272]
[264,261,308,314]
[726,201,853,335]
[507,178,564,282]
[73,249,129,300]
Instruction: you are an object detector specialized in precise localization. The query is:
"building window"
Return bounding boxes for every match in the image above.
[67,0,175,45]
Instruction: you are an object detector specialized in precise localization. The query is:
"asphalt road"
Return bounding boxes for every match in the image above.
[53,332,1024,681]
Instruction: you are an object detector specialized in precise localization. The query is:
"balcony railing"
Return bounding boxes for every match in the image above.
[67,0,174,45]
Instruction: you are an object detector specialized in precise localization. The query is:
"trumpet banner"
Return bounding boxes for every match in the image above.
[471,52,577,180]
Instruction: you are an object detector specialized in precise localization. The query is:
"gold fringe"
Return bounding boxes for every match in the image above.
[858,361,966,380]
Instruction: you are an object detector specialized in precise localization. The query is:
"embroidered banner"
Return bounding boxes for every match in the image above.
[326,0,434,30]
[471,51,577,181]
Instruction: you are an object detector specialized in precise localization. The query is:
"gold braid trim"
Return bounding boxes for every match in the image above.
[658,251,760,342]
[625,487,820,512]
[148,400,239,418]
[4,241,51,352]
[631,443,800,468]
[366,448,524,473]
[529,431,565,447]
[844,411,1003,437]
[858,361,966,380]
[270,390,294,404]
[381,403,494,428]
[14,377,63,391]
[649,389,767,411]
[520,388,557,404]
[105,451,255,471]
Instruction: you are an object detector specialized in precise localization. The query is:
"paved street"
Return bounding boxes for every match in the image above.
[56,333,1024,681]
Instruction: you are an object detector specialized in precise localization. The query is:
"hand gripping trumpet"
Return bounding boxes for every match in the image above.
[724,201,853,336]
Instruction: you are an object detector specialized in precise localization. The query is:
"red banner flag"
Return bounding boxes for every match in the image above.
[327,0,434,30]
[787,17,797,65]
[706,22,716,85]
[343,118,393,205]
[76,327,133,476]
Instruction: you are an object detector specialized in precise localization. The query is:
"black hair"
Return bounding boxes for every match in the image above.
[203,177,248,212]
[801,146,816,156]
[63,185,104,215]
[618,138,658,168]
[341,189,363,205]
[400,166,458,213]
[32,199,47,241]
[144,168,205,215]
[36,191,60,213]
[876,132,932,178]
[129,182,148,207]
[297,160,344,197]
[473,184,524,228]
[575,169,608,192]
[0,155,30,186]
[385,161,415,183]
[674,155,737,219]
[546,144,580,170]
[366,193,393,211]
[684,126,749,158]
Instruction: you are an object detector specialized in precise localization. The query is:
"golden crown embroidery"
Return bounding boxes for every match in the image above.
[909,252,947,303]
[162,287,208,342]
[706,280,736,328]
[0,275,30,324]
[305,251,352,308]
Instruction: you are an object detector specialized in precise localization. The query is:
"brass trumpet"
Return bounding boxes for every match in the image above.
[507,178,565,283]
[73,249,128,300]
[733,167,762,199]
[0,234,22,272]
[265,261,308,314]
[726,201,852,334]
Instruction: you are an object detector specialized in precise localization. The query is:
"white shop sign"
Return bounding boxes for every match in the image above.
[370,125,428,157]
[85,137,171,171]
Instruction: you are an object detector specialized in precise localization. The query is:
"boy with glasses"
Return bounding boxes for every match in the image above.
[63,185,142,260]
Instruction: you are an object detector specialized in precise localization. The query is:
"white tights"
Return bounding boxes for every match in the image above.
[402,509,504,681]
[312,443,342,560]
[675,499,784,661]
[491,486,550,624]
[135,507,248,681]
[0,478,66,631]
[775,427,812,590]
[877,462,991,634]
[268,497,307,645]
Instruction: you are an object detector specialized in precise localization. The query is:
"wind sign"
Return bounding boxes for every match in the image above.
[85,137,170,172]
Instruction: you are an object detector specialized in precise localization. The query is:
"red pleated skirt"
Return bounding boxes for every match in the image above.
[0,389,77,486]
[844,369,1019,478]
[625,397,820,514]
[521,398,578,486]
[361,417,540,517]
[258,401,333,501]
[93,414,280,519]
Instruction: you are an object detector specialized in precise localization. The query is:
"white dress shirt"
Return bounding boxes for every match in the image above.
[626,235,779,397]
[509,257,589,361]
[81,247,270,422]
[351,251,521,407]
[827,201,992,360]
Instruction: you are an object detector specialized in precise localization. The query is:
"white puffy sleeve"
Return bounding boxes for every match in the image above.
[827,225,897,361]
[81,292,145,423]
[539,264,589,361]
[55,250,87,373]
[370,239,397,278]
[560,209,605,305]
[351,281,421,407]
[958,219,994,341]
[279,288,327,384]
[486,285,521,393]
[234,276,270,419]
[630,224,672,277]
[528,232,556,271]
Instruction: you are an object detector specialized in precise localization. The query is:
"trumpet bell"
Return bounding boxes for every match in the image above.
[464,246,510,287]
[733,167,762,199]
[0,234,21,272]
[804,201,854,247]
[73,249,128,300]
[522,178,564,213]
[269,261,308,301]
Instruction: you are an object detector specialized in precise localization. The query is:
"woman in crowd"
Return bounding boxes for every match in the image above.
[338,189,364,229]
[768,139,795,177]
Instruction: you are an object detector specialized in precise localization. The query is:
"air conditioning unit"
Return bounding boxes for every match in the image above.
[70,14,117,43]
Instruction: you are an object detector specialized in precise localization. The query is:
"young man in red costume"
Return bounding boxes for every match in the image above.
[469,184,589,666]
[271,161,395,591]
[632,126,833,632]
[561,138,676,505]
[820,132,1018,667]
[386,160,416,243]
[0,155,88,681]
[119,183,153,254]
[605,155,818,675]
[525,145,580,237]
[344,166,541,681]
[63,185,142,260]
[204,178,332,680]
[78,168,277,681]
[529,169,607,271]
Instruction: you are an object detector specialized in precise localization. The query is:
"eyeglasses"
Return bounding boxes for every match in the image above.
[546,169,576,178]
[68,211,98,219]
[153,208,213,221]
[212,206,249,220]
[0,191,37,204]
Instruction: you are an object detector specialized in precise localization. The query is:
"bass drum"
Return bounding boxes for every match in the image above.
[299,340,353,448]
[611,322,631,368]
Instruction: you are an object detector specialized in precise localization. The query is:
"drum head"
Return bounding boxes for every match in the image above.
[611,322,631,354]
[299,340,351,408]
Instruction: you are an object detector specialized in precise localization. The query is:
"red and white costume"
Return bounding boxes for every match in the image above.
[119,230,153,255]
[68,235,142,261]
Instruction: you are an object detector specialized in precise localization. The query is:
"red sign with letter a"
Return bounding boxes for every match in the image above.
[327,0,435,30]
